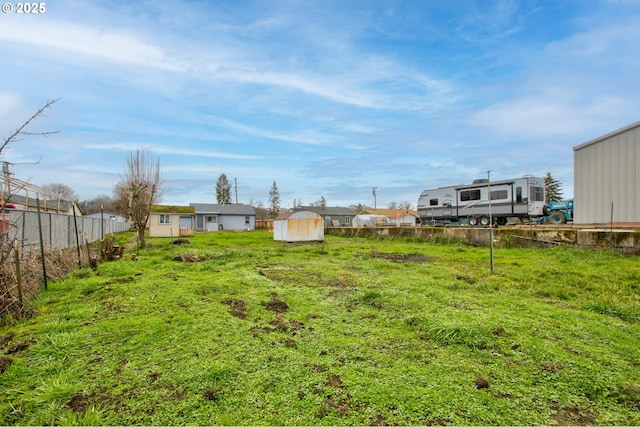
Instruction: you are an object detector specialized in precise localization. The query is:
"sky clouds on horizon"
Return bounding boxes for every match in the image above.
[1,0,640,207]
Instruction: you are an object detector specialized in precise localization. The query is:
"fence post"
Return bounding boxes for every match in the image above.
[36,196,48,290]
[13,238,23,318]
[72,204,81,268]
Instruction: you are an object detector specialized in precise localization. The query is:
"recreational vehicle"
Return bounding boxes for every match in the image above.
[417,176,546,226]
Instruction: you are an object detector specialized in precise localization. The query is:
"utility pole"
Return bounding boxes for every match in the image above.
[234,178,238,204]
[372,187,377,209]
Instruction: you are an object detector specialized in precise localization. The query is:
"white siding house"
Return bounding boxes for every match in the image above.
[190,203,256,231]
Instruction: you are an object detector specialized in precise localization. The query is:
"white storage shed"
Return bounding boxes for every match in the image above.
[274,211,324,242]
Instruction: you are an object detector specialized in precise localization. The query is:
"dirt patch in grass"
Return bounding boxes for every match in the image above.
[173,253,205,262]
[106,277,136,285]
[540,361,565,373]
[261,299,289,313]
[171,239,191,245]
[4,339,35,354]
[456,274,476,284]
[260,267,321,285]
[222,298,247,319]
[367,252,435,263]
[68,393,88,412]
[551,403,596,426]
[0,356,13,373]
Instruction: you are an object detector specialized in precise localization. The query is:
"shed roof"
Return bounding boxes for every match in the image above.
[573,120,640,151]
[189,203,256,215]
[275,211,322,220]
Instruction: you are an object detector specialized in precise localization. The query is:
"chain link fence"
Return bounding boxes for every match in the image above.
[1,210,130,322]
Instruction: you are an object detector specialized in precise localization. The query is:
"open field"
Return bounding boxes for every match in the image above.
[1,230,639,425]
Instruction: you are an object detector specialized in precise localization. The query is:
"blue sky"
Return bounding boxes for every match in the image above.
[1,0,639,208]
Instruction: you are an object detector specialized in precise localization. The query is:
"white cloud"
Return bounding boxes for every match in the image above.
[0,19,186,72]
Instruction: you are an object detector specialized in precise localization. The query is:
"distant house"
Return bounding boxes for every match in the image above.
[352,214,389,227]
[296,206,356,227]
[85,211,128,223]
[190,203,256,231]
[358,208,418,226]
[148,205,195,237]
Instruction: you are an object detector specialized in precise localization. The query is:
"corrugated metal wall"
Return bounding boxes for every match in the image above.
[2,210,131,252]
[574,123,640,225]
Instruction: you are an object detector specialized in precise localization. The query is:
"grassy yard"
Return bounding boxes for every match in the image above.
[1,230,639,425]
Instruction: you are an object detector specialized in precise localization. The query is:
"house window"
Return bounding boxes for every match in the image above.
[429,198,438,206]
[460,190,481,202]
[206,215,218,222]
[245,216,250,225]
[159,214,171,224]
[345,216,351,224]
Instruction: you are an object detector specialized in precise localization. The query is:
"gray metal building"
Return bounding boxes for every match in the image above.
[573,121,640,227]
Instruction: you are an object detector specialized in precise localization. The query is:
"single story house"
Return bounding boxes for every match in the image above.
[148,205,195,237]
[190,203,256,231]
[352,214,390,227]
[296,206,357,227]
[358,208,419,226]
[84,211,128,223]
[274,211,324,242]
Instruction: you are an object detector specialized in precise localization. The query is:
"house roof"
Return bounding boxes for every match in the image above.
[150,205,195,214]
[1,192,79,212]
[189,203,256,215]
[297,206,356,216]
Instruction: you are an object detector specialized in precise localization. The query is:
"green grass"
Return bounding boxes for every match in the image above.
[1,231,639,425]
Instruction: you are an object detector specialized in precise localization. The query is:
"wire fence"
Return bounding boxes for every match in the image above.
[1,210,131,322]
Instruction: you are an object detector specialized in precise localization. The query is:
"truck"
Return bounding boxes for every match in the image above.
[417,175,546,227]
[542,199,574,224]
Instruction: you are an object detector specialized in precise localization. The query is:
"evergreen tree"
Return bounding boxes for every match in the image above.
[544,172,563,202]
[216,173,232,204]
[268,180,280,218]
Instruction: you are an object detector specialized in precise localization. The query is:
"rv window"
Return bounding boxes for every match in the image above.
[516,187,522,203]
[429,199,438,206]
[460,189,481,201]
[490,190,508,200]
[530,186,544,202]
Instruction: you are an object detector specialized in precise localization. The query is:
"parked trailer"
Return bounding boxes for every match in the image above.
[417,176,546,226]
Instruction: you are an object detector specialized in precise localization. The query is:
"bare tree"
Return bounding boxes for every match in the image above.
[41,183,78,201]
[1,99,59,156]
[80,195,119,214]
[388,200,413,210]
[1,99,59,319]
[114,150,164,249]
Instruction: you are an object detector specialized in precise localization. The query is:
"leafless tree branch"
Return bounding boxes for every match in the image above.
[1,98,60,155]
